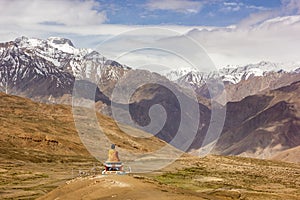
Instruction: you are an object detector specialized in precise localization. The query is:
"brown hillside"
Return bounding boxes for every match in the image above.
[0,92,168,156]
[213,81,300,159]
[272,145,300,163]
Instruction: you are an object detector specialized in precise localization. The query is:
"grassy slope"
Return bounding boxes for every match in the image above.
[153,155,300,200]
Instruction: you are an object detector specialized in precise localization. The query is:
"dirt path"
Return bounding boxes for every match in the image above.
[37,174,211,200]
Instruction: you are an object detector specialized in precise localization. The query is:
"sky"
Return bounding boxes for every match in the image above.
[0,0,300,69]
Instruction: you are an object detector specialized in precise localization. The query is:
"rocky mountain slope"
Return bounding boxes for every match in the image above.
[210,81,300,159]
[128,73,300,161]
[0,36,129,104]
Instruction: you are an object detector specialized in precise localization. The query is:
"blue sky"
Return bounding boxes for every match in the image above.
[96,0,282,26]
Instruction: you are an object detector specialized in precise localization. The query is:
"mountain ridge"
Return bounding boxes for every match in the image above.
[0,36,130,105]
[0,36,299,163]
[210,80,300,159]
[164,61,300,103]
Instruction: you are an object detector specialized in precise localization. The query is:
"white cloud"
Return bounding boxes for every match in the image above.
[221,5,241,12]
[0,0,216,43]
[222,2,268,13]
[92,27,216,73]
[186,0,300,67]
[0,0,107,26]
[0,0,109,42]
[92,15,300,71]
[185,14,300,67]
[145,0,204,14]
[238,10,278,28]
[246,5,270,11]
[223,2,239,6]
[238,0,300,28]
[282,0,300,14]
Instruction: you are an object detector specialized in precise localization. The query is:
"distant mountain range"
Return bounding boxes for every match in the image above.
[165,61,300,84]
[1,36,299,103]
[0,36,299,162]
[164,61,300,103]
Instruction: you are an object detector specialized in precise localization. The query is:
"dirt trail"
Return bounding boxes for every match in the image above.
[37,174,210,200]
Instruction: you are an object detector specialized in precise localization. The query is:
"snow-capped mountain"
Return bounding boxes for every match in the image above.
[1,37,300,162]
[163,61,300,103]
[165,61,300,89]
[1,36,300,105]
[163,67,198,81]
[0,36,129,102]
[220,61,300,84]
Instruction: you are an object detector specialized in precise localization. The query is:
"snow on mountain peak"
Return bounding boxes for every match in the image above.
[165,61,300,87]
[241,61,299,73]
[47,37,74,47]
[0,36,130,95]
[46,37,79,54]
[219,61,300,84]
[163,67,198,81]
[15,36,44,48]
[14,36,79,54]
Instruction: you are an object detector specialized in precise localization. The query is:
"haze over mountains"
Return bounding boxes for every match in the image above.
[0,36,299,163]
